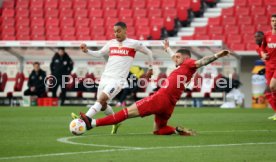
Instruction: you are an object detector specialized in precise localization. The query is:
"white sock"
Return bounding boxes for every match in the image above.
[91,119,96,127]
[104,105,114,115]
[86,102,102,118]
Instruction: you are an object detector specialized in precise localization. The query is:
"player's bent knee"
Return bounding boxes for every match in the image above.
[270,83,276,92]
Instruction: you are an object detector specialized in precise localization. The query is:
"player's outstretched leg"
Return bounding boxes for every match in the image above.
[153,126,196,136]
[175,126,196,136]
[104,105,122,134]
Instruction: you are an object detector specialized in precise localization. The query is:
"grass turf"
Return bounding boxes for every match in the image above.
[0,106,276,162]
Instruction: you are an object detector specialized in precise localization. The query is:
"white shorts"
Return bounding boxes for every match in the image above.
[97,77,127,101]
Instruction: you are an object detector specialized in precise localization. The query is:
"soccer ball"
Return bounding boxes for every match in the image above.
[69,119,86,135]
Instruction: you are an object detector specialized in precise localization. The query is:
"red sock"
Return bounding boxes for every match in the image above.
[266,92,276,112]
[96,108,128,127]
[154,126,175,135]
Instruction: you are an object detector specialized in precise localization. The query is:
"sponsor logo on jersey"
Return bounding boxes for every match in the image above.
[267,43,276,48]
[110,49,130,55]
[109,47,136,57]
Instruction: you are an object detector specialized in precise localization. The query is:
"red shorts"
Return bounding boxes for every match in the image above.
[136,92,175,128]
[266,69,276,85]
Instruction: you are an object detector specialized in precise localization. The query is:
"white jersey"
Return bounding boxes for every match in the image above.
[87,38,153,80]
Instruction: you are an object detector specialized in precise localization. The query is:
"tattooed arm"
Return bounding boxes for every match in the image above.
[195,50,231,68]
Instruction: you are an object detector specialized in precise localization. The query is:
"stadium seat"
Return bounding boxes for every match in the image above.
[46,26,60,36]
[1,17,15,26]
[61,27,75,36]
[119,8,133,17]
[16,8,29,18]
[133,8,147,17]
[246,43,257,50]
[235,6,250,16]
[31,26,45,36]
[88,8,103,18]
[264,0,276,5]
[2,0,15,9]
[2,8,15,17]
[104,8,118,18]
[208,25,224,35]
[181,35,194,40]
[59,8,73,18]
[127,26,136,35]
[74,8,88,18]
[76,26,90,36]
[240,25,255,35]
[104,17,119,26]
[59,0,72,9]
[31,17,45,27]
[195,26,208,35]
[266,6,276,16]
[120,17,134,26]
[162,7,177,18]
[243,34,255,44]
[91,35,107,40]
[77,35,91,40]
[238,16,252,25]
[253,15,269,25]
[250,6,266,16]
[209,34,226,41]
[191,0,202,13]
[60,17,75,27]
[149,17,164,28]
[75,17,89,27]
[2,26,15,35]
[45,0,59,9]
[208,16,221,25]
[31,35,46,40]
[248,0,263,6]
[30,0,44,8]
[16,0,29,8]
[161,0,176,8]
[45,17,59,27]
[102,0,117,8]
[73,0,87,9]
[90,17,104,27]
[222,16,237,25]
[91,26,105,36]
[256,24,271,32]
[1,35,16,40]
[131,0,146,8]
[229,43,245,50]
[177,0,191,8]
[164,17,175,31]
[16,35,31,40]
[150,26,161,40]
[0,73,8,92]
[62,35,76,40]
[147,8,162,17]
[177,7,189,22]
[194,34,210,40]
[30,8,44,17]
[136,26,150,38]
[221,7,234,16]
[234,0,248,6]
[46,35,61,40]
[16,26,30,36]
[13,73,25,92]
[87,0,102,8]
[146,0,161,8]
[227,34,243,44]
[117,0,131,8]
[16,17,30,27]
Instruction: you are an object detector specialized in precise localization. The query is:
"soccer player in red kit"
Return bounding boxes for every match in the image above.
[260,14,276,120]
[79,40,231,135]
[255,31,264,57]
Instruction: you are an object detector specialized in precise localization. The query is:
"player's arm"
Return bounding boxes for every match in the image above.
[136,42,154,78]
[195,50,231,68]
[260,35,269,61]
[162,39,177,62]
[80,42,109,57]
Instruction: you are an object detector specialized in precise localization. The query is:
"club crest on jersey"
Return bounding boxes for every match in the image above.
[267,43,276,48]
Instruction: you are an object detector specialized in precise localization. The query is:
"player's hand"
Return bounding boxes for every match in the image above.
[217,50,231,58]
[145,69,153,80]
[162,39,170,50]
[80,43,88,53]
[261,53,269,61]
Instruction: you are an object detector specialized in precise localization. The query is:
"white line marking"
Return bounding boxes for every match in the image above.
[1,142,276,160]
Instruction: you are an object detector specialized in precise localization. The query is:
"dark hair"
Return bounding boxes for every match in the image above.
[33,62,40,66]
[255,31,264,35]
[176,48,191,57]
[58,47,65,51]
[271,14,276,18]
[114,21,127,29]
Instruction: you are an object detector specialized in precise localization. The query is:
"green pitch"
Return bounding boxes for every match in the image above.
[0,106,276,162]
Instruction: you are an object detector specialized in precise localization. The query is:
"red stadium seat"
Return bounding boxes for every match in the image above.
[131,0,146,8]
[147,8,162,17]
[1,17,15,26]
[62,35,76,40]
[136,26,150,37]
[75,17,90,27]
[177,7,189,21]
[1,35,16,40]
[161,0,176,8]
[91,35,107,40]
[134,17,149,27]
[194,34,210,40]
[74,8,88,18]
[16,35,31,40]
[46,26,60,36]
[224,25,240,34]
[104,8,118,18]
[16,26,30,36]
[73,0,87,9]
[127,26,136,35]
[90,17,104,27]
[2,9,15,17]
[104,17,119,26]
[181,36,194,40]
[61,27,75,36]
[191,0,202,12]
[227,34,242,43]
[267,6,276,16]
[162,7,177,18]
[222,16,237,25]
[164,17,175,31]
[16,8,29,18]
[243,34,255,44]
[2,0,15,9]
[133,8,147,17]
[31,17,45,27]
[208,16,221,25]
[16,17,30,27]
[208,25,224,34]
[88,8,103,18]
[76,26,90,36]
[246,43,257,50]
[235,6,250,16]
[31,35,46,40]
[150,26,161,40]
[264,0,276,5]
[250,6,266,16]
[47,35,61,40]
[248,0,263,6]
[46,17,59,27]
[59,0,72,9]
[31,26,45,36]
[117,0,131,8]
[254,15,269,25]
[45,0,59,8]
[209,34,226,41]
[150,17,164,28]
[229,43,245,50]
[60,17,74,27]
[102,0,117,8]
[221,7,234,16]
[15,0,29,9]
[256,24,271,32]
[120,17,134,26]
[238,16,252,25]
[146,0,161,8]
[234,0,248,6]
[2,26,15,35]
[14,73,25,92]
[177,0,191,8]
[30,8,44,17]
[59,8,73,18]
[77,35,91,40]
[88,0,102,8]
[194,26,208,35]
[240,25,255,35]
[119,8,133,17]
[30,0,44,8]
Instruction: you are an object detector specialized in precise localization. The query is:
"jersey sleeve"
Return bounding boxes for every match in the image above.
[135,41,153,66]
[186,59,197,69]
[87,41,110,57]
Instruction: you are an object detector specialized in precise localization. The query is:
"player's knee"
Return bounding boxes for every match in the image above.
[153,130,160,135]
[270,84,276,92]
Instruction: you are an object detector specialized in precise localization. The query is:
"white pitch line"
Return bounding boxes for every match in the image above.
[1,142,276,160]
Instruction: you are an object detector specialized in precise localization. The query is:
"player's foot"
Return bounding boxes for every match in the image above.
[175,126,196,136]
[71,112,79,119]
[111,123,122,134]
[79,112,93,130]
[267,113,276,120]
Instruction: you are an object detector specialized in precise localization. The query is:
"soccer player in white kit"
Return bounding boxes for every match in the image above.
[73,22,154,133]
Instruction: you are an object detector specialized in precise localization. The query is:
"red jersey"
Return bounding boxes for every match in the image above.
[261,31,276,70]
[158,59,197,103]
[256,45,262,58]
